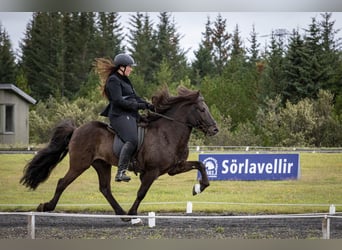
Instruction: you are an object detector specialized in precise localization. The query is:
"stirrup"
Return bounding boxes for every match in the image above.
[115,170,131,182]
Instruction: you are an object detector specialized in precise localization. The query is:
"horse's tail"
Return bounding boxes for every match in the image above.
[20,119,77,190]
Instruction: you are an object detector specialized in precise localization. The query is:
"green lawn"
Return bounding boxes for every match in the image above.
[0,152,341,214]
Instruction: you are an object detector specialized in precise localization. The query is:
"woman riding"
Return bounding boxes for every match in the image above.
[95,53,154,182]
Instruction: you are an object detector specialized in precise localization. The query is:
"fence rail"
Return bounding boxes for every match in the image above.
[189,146,342,153]
[1,146,342,154]
[0,203,340,239]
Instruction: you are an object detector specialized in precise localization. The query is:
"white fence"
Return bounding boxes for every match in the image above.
[189,145,342,153]
[0,203,340,239]
[2,146,342,154]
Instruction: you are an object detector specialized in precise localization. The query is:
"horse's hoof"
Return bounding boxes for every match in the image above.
[131,218,143,225]
[37,203,44,212]
[192,184,201,196]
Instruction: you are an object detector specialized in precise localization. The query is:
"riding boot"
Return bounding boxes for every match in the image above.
[115,141,135,182]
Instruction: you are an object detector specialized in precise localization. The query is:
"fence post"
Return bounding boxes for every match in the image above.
[322,205,335,239]
[148,212,155,228]
[27,212,35,239]
[186,201,193,214]
[322,215,330,239]
[329,204,335,214]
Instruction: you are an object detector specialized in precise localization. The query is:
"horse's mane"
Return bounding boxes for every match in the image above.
[151,86,200,114]
[142,86,200,123]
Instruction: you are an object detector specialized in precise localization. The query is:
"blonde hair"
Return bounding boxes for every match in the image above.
[93,57,116,98]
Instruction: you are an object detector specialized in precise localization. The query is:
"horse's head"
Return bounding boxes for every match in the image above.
[186,92,219,136]
[151,86,219,136]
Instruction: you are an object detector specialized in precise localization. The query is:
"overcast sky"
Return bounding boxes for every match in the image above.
[1,12,342,61]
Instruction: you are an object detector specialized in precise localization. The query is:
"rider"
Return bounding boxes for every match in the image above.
[97,53,154,182]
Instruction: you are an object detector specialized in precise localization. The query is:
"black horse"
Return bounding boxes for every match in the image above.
[20,86,219,219]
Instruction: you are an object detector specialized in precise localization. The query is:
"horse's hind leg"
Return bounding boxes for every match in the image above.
[37,166,88,212]
[168,161,210,196]
[92,160,126,216]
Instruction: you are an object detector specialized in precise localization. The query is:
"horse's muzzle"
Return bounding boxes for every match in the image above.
[207,124,219,136]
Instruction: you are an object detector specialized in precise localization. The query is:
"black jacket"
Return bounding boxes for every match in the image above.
[100,72,149,118]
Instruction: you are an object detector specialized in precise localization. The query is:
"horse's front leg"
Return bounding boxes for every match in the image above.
[127,170,158,216]
[168,161,209,196]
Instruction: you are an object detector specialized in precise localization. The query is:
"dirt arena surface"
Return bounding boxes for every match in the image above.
[1,212,341,239]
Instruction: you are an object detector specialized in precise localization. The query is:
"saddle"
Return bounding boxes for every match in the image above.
[106,124,146,175]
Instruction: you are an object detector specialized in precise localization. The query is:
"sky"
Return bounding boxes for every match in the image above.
[1,12,342,61]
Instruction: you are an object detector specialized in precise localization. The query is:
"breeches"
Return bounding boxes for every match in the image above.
[109,114,138,148]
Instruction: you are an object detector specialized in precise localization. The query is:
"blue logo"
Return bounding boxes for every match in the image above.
[203,157,218,178]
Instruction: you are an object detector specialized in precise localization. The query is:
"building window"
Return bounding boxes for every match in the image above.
[0,104,15,133]
[5,105,14,132]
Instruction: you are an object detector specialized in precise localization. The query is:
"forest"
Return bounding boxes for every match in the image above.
[0,12,342,147]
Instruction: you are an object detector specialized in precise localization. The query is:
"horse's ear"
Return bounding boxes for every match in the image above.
[196,90,205,101]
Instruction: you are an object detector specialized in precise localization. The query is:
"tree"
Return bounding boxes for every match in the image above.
[318,12,342,94]
[302,16,326,100]
[247,24,261,64]
[191,17,215,85]
[245,25,264,105]
[261,31,286,101]
[19,12,124,101]
[0,24,16,83]
[154,12,189,84]
[63,12,98,99]
[283,29,309,103]
[256,89,342,146]
[210,14,231,74]
[230,24,245,60]
[96,12,123,58]
[127,12,158,97]
[20,12,63,100]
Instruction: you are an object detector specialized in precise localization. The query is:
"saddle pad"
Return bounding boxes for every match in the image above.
[112,126,145,157]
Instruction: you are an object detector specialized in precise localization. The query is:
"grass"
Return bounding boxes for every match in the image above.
[0,152,341,214]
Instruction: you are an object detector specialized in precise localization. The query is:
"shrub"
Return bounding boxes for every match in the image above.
[30,96,107,144]
[256,89,342,147]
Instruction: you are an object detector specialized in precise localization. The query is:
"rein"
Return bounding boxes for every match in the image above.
[148,110,192,128]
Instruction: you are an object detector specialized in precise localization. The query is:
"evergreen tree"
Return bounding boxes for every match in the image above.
[221,25,259,128]
[0,24,16,83]
[245,25,264,107]
[319,12,341,94]
[191,17,215,85]
[302,17,326,99]
[78,12,123,99]
[19,12,123,101]
[20,12,63,100]
[96,12,123,58]
[210,14,231,75]
[247,24,260,64]
[127,12,158,97]
[261,31,286,101]
[63,12,98,99]
[283,29,308,103]
[154,12,188,84]
[230,24,245,60]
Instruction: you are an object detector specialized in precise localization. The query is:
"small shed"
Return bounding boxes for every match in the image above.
[0,83,36,145]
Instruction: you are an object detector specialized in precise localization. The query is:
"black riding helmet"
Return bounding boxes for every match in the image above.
[114,53,137,67]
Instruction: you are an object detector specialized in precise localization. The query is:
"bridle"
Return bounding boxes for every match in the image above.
[148,110,192,127]
[148,109,215,135]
